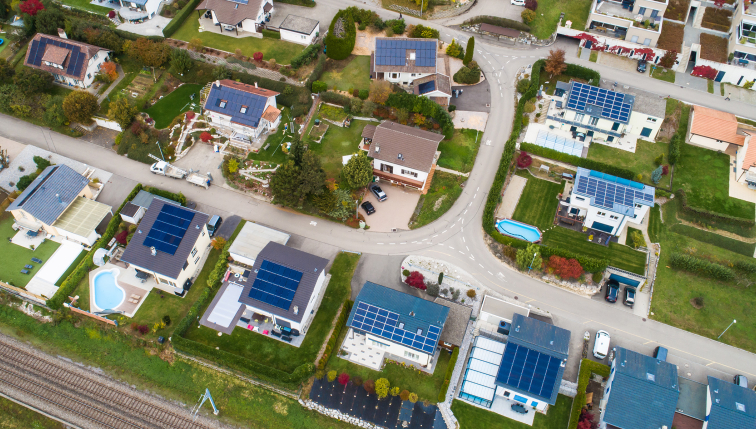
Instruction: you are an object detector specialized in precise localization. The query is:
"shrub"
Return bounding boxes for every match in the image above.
[200,131,212,142]
[312,80,328,93]
[162,0,203,37]
[669,135,681,165]
[525,0,538,10]
[651,165,663,184]
[517,151,532,168]
[691,65,718,80]
[517,78,531,94]
[466,289,476,298]
[592,272,603,283]
[516,243,543,271]
[390,386,401,397]
[290,43,320,69]
[358,89,369,100]
[410,24,439,39]
[138,325,149,334]
[408,392,418,403]
[437,347,459,402]
[654,153,664,166]
[522,9,536,23]
[364,379,376,394]
[669,253,736,281]
[327,370,338,382]
[445,39,465,59]
[352,376,363,386]
[162,315,171,326]
[547,255,584,279]
[453,65,480,84]
[338,372,350,385]
[326,10,357,60]
[400,390,410,401]
[402,269,410,276]
[630,230,646,249]
[426,283,440,297]
[405,271,426,290]
[375,378,390,398]
[315,369,325,379]
[448,105,456,112]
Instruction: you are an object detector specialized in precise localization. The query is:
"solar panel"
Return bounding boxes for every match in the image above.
[566,82,634,123]
[495,344,562,400]
[350,302,442,354]
[418,81,435,94]
[247,260,303,310]
[143,205,194,255]
[375,39,437,69]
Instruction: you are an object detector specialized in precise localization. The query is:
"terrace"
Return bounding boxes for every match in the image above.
[593,1,662,33]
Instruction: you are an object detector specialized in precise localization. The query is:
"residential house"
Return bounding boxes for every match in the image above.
[703,376,756,428]
[344,282,449,371]
[412,73,452,106]
[202,79,282,147]
[585,0,668,48]
[278,15,319,45]
[24,32,110,89]
[120,200,211,295]
[6,164,111,248]
[118,190,175,224]
[476,295,530,335]
[228,222,290,267]
[116,0,164,21]
[599,347,680,429]
[364,121,444,193]
[196,0,273,36]
[562,167,655,237]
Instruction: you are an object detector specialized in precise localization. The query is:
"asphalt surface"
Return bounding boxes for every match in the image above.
[2,0,755,384]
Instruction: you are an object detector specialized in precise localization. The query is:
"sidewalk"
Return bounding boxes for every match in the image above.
[98,65,125,104]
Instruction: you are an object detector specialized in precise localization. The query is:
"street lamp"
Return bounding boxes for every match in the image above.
[718,319,736,340]
[528,253,537,273]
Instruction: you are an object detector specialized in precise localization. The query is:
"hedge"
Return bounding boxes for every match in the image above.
[568,360,610,429]
[670,224,756,257]
[453,66,480,84]
[47,184,144,309]
[306,54,327,90]
[385,92,454,139]
[564,63,601,85]
[291,43,321,69]
[668,104,690,165]
[320,91,351,107]
[675,189,755,226]
[669,253,736,281]
[462,15,530,32]
[262,29,281,39]
[437,347,459,402]
[145,186,186,206]
[519,143,635,180]
[162,0,204,37]
[325,10,356,60]
[317,301,353,370]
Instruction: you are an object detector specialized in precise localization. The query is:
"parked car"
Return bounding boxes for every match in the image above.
[593,330,611,359]
[361,201,376,215]
[735,375,748,388]
[511,0,525,4]
[637,59,647,73]
[623,286,636,307]
[604,279,620,303]
[370,184,387,202]
[207,215,223,237]
[653,346,668,362]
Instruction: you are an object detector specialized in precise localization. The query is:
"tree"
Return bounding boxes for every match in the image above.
[516,243,542,271]
[327,370,337,382]
[363,379,376,394]
[212,66,230,81]
[408,392,418,403]
[343,151,373,188]
[44,95,67,127]
[522,9,536,24]
[545,49,567,78]
[338,372,350,386]
[313,188,338,213]
[396,107,409,124]
[352,376,363,386]
[19,0,43,16]
[547,255,584,279]
[99,62,118,82]
[311,80,327,93]
[368,80,392,104]
[170,48,192,75]
[658,50,677,68]
[350,97,363,115]
[200,131,213,142]
[463,36,475,65]
[516,78,531,94]
[525,0,538,10]
[211,237,226,250]
[361,100,376,116]
[0,59,15,82]
[405,271,426,290]
[107,97,138,130]
[289,137,305,167]
[14,67,52,93]
[630,230,645,249]
[299,151,326,199]
[62,91,99,125]
[34,8,65,35]
[189,38,204,52]
[400,390,410,401]
[390,386,401,397]
[651,165,663,184]
[375,378,390,399]
[517,151,532,168]
[270,161,302,206]
[128,38,170,68]
[16,173,39,191]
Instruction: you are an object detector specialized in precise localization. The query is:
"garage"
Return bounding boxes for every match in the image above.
[609,273,641,287]
[278,15,320,46]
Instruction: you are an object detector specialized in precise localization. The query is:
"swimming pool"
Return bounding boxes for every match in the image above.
[496,219,542,243]
[92,270,124,311]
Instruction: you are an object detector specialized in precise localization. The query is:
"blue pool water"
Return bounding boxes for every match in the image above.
[496,219,542,242]
[93,271,124,310]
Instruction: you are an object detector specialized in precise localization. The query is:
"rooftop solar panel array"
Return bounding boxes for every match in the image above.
[207,85,268,128]
[418,80,436,94]
[575,175,654,211]
[567,82,633,123]
[351,301,440,354]
[496,343,563,400]
[143,204,194,255]
[248,260,303,310]
[374,39,436,68]
[27,37,87,78]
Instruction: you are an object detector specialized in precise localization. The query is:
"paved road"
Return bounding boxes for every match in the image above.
[2,0,756,384]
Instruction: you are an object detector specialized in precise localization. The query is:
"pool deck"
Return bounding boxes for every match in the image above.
[89,264,152,318]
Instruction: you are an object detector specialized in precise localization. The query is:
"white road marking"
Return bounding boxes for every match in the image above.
[400,242,407,244]
[411,241,418,243]
[474,193,477,198]
[479,264,485,268]
[462,237,466,242]
[442,230,448,234]
[461,226,464,232]
[450,223,456,228]
[477,187,480,191]
[468,202,472,207]
[432,235,438,238]
[501,93,504,98]
[488,271,493,275]
[459,251,465,255]
[449,246,455,250]
[458,217,463,222]
[466,246,470,251]
[422,238,428,241]
[389,243,395,245]
[377,243,384,245]
[464,209,468,214]
[477,50,482,53]
[486,139,491,146]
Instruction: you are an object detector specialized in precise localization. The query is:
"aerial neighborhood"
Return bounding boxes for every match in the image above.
[1,0,756,428]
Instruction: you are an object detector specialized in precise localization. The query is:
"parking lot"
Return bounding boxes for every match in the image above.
[361,183,420,232]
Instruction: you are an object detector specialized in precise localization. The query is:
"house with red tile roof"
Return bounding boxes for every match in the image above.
[24,32,110,89]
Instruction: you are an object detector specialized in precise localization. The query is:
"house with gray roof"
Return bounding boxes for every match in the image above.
[600,347,680,429]
[278,15,319,45]
[195,0,273,36]
[6,164,111,247]
[119,190,174,224]
[704,376,756,429]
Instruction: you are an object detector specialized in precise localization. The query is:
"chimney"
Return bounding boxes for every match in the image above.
[293,306,299,315]
[150,246,156,256]
[214,80,221,87]
[254,82,258,88]
[58,28,67,39]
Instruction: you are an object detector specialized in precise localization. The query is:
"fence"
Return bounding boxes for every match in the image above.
[64,304,118,326]
[0,281,48,307]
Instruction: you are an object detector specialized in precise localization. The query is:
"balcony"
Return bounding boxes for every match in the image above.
[593,1,661,33]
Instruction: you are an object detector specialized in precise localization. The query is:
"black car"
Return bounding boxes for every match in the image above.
[361,201,376,215]
[370,184,387,202]
[637,59,647,73]
[604,279,620,303]
[623,286,636,307]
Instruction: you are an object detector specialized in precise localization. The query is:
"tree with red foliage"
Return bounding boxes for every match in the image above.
[364,379,376,394]
[338,373,350,386]
[253,52,263,62]
[578,408,597,429]
[524,0,537,10]
[115,230,128,245]
[20,0,44,16]
[547,255,584,280]
[404,271,426,290]
[108,10,116,18]
[138,325,149,334]
[200,131,212,142]
[517,151,532,168]
[658,50,677,68]
[662,165,669,176]
[713,0,726,7]
[692,65,718,80]
[100,62,118,82]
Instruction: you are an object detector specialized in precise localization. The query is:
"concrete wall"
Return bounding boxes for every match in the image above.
[94,117,123,132]
[494,386,549,411]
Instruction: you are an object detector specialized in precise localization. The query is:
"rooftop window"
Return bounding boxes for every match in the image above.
[240,105,248,113]
[219,99,227,108]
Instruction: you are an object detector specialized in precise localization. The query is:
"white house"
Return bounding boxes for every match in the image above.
[364,121,444,193]
[116,0,163,21]
[278,14,319,45]
[703,376,756,428]
[476,295,530,335]
[372,38,439,86]
[228,222,290,267]
[24,32,110,89]
[196,0,273,36]
[563,167,655,237]
[203,79,282,143]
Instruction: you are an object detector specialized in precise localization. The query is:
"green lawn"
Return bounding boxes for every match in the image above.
[707,79,714,93]
[511,170,564,230]
[651,67,676,83]
[321,55,372,92]
[437,129,481,173]
[99,72,138,115]
[539,68,586,96]
[173,19,304,65]
[0,394,65,428]
[587,139,671,188]
[529,0,592,39]
[589,50,598,62]
[327,348,453,404]
[542,227,647,274]
[411,172,465,229]
[648,204,662,242]
[452,395,572,429]
[247,108,294,165]
[673,142,755,219]
[60,0,112,14]
[0,215,61,288]
[144,84,203,129]
[183,252,359,373]
[307,117,369,180]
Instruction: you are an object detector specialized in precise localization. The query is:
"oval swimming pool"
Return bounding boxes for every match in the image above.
[93,270,124,311]
[496,219,542,243]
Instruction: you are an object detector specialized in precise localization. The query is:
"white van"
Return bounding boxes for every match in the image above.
[511,0,525,5]
[593,330,611,359]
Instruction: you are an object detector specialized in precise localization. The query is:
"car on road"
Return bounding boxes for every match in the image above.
[604,279,620,303]
[361,201,376,215]
[593,330,611,359]
[637,59,647,73]
[370,184,387,202]
[511,0,525,4]
[735,375,748,388]
[623,286,636,307]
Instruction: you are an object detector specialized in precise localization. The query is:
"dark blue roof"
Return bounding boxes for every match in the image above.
[418,80,436,94]
[26,35,88,79]
[347,282,449,354]
[603,348,679,429]
[566,81,635,124]
[374,38,437,68]
[6,165,89,225]
[204,83,269,128]
[706,376,756,429]
[574,167,654,217]
[509,314,570,357]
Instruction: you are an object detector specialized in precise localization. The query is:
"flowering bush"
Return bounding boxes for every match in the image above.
[547,255,584,279]
[405,271,426,290]
[338,372,350,386]
[662,165,669,176]
[692,65,718,80]
[200,131,212,142]
[108,10,115,18]
[253,52,263,61]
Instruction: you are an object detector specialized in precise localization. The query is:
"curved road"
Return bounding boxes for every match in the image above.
[1,0,754,383]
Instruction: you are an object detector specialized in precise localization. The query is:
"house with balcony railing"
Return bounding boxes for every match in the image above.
[586,0,668,47]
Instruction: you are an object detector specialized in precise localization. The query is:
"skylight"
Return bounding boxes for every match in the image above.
[219,100,227,108]
[737,402,746,412]
[240,105,248,113]
[646,373,655,382]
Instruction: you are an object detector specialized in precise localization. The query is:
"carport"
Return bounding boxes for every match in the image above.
[609,273,641,287]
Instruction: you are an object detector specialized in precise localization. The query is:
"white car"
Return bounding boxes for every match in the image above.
[511,0,525,5]
[593,330,611,360]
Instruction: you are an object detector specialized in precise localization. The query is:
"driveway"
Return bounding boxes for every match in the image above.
[173,142,224,178]
[361,184,420,232]
[451,80,491,112]
[267,3,340,30]
[117,16,172,37]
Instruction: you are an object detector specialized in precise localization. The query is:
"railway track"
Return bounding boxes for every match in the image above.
[0,337,218,429]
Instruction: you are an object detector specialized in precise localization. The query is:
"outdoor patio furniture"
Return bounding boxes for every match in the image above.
[511,403,528,414]
[131,294,141,300]
[290,329,300,337]
[281,335,292,343]
[263,330,269,335]
[129,298,138,304]
[20,269,30,274]
[271,330,282,338]
[31,257,43,263]
[240,317,250,324]
[24,265,33,269]
[26,230,38,237]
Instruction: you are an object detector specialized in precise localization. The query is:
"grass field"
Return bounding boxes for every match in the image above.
[246,108,293,165]
[0,215,61,288]
[60,0,112,14]
[673,142,755,219]
[511,170,564,230]
[542,227,647,274]
[144,84,203,129]
[437,129,481,173]
[651,67,676,83]
[411,172,465,229]
[321,56,372,92]
[0,394,65,428]
[529,0,592,39]
[308,119,371,180]
[173,19,304,65]
[183,252,359,373]
[587,139,671,188]
[452,395,572,429]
